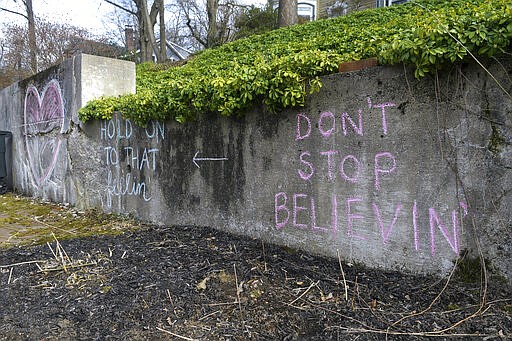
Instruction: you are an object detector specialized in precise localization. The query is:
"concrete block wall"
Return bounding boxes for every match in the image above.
[0,54,510,281]
[0,54,135,204]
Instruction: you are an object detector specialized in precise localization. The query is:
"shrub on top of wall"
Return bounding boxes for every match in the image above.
[78,0,512,126]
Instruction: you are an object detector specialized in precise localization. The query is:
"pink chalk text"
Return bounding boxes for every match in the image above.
[276,97,467,257]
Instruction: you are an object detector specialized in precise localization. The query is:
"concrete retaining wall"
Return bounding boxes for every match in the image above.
[1,54,511,281]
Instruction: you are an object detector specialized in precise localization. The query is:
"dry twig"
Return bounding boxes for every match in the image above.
[0,260,44,268]
[336,249,348,301]
[233,263,243,315]
[156,326,198,341]
[287,280,318,306]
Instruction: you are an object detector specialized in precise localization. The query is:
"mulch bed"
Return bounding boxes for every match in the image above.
[0,224,510,340]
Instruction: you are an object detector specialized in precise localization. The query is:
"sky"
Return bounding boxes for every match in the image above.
[0,0,114,39]
[0,0,267,41]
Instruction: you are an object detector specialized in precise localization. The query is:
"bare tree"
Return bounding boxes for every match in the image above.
[1,18,118,72]
[178,0,244,49]
[104,0,166,62]
[0,0,37,73]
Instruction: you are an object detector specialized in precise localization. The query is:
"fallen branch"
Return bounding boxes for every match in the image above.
[156,326,197,341]
[0,260,44,268]
[336,249,348,301]
[390,258,458,328]
[33,216,78,235]
[333,326,487,338]
[287,280,319,306]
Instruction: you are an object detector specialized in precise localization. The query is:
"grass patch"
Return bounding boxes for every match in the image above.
[0,193,141,248]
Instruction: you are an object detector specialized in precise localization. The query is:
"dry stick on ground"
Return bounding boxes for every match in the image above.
[336,249,348,301]
[308,300,491,338]
[39,233,96,273]
[166,288,179,318]
[233,263,242,315]
[335,326,487,338]
[389,259,459,329]
[156,326,198,341]
[295,299,378,331]
[7,267,13,284]
[261,240,268,272]
[198,310,221,321]
[287,280,319,307]
[33,216,78,235]
[38,262,97,273]
[46,233,71,272]
[0,260,45,268]
[351,276,358,311]
[1,230,21,247]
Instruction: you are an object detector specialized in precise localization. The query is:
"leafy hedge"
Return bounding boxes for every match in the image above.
[78,0,512,125]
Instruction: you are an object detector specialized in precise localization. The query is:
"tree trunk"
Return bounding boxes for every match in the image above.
[158,0,166,62]
[206,0,218,48]
[278,0,297,28]
[135,0,160,62]
[25,0,37,73]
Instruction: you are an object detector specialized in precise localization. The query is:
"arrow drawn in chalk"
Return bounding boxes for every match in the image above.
[193,151,228,168]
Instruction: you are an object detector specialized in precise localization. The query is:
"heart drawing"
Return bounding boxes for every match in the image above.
[23,79,64,186]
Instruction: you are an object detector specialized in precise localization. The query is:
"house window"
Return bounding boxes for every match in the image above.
[298,2,316,21]
[376,0,408,7]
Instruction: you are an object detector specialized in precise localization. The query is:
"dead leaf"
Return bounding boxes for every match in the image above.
[197,276,210,290]
[321,292,334,302]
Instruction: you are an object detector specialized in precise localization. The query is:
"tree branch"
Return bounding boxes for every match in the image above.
[149,0,160,25]
[186,18,207,48]
[102,0,137,15]
[0,7,28,19]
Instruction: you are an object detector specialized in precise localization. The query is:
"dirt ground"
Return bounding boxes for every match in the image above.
[0,195,511,340]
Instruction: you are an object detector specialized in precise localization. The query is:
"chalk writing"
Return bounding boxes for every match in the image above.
[23,79,64,186]
[296,99,394,141]
[275,96,467,257]
[192,151,228,168]
[100,118,164,208]
[275,192,465,256]
[100,119,164,143]
[296,150,396,187]
[372,202,402,244]
[374,152,396,191]
[104,169,151,208]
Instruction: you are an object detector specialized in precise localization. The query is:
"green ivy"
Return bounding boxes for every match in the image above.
[78,0,512,125]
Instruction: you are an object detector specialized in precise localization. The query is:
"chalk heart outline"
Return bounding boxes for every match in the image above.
[23,79,64,186]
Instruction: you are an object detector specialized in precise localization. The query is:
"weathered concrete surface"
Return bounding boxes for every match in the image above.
[1,54,511,281]
[76,54,136,125]
[0,54,135,204]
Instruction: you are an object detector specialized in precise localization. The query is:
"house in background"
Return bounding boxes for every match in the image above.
[298,1,318,22]
[124,25,192,63]
[162,40,192,62]
[318,0,409,19]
